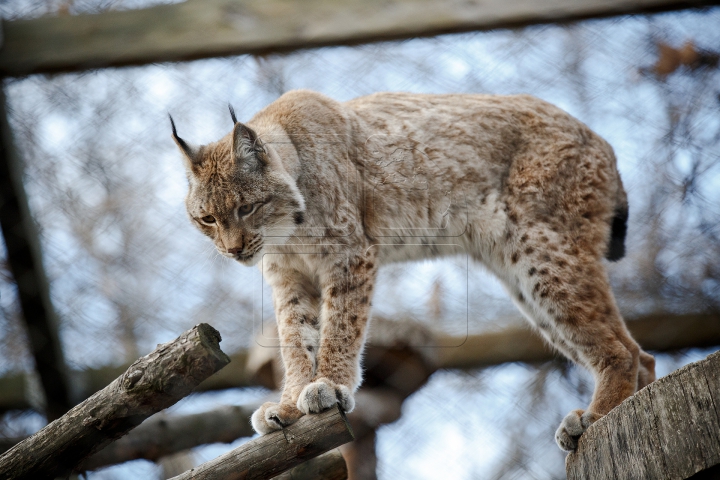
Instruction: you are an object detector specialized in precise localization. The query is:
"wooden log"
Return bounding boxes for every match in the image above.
[0,86,71,420]
[2,312,719,413]
[0,350,253,414]
[0,388,398,471]
[1,0,719,76]
[436,312,720,370]
[169,405,354,480]
[566,350,720,480]
[0,323,230,480]
[0,440,21,457]
[273,449,347,480]
[77,403,258,471]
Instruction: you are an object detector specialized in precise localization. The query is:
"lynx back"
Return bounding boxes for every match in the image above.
[171,90,655,451]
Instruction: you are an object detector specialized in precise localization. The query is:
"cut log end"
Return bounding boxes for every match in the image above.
[566,350,720,480]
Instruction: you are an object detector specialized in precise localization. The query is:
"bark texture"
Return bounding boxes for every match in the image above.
[0,323,230,480]
[169,405,353,480]
[566,350,720,480]
[274,449,348,480]
[78,403,258,471]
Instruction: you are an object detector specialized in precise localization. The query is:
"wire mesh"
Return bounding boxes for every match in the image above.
[0,2,719,479]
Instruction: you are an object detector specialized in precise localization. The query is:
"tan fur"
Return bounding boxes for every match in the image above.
[173,90,655,450]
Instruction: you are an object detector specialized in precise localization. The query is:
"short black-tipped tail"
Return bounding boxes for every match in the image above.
[606,205,628,261]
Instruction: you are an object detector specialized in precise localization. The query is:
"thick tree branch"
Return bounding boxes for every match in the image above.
[169,405,354,480]
[77,403,258,471]
[0,324,230,480]
[88,389,398,470]
[274,449,348,480]
[1,389,399,471]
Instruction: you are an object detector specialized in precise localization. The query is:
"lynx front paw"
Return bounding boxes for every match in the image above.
[297,378,355,414]
[251,402,304,435]
[555,409,602,451]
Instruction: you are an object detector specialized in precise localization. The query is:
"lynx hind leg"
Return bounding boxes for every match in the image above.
[503,228,642,451]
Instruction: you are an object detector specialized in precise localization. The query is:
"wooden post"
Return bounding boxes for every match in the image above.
[169,405,354,480]
[1,0,719,76]
[0,86,71,420]
[0,323,230,480]
[566,350,720,480]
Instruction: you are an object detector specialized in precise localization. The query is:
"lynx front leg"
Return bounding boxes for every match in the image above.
[297,251,377,415]
[251,268,321,434]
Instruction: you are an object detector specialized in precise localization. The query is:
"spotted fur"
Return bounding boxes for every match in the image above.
[173,90,655,450]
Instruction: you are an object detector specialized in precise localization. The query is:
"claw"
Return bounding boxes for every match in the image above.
[297,378,355,414]
[555,409,602,451]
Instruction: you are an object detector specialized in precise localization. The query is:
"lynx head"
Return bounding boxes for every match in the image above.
[170,106,305,266]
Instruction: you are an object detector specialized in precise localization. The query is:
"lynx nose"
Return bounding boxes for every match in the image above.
[227,247,244,255]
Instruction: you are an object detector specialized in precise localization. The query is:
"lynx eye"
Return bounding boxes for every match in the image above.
[200,215,216,224]
[238,204,254,216]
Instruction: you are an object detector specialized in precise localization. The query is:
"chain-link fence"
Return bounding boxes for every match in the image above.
[1,2,719,479]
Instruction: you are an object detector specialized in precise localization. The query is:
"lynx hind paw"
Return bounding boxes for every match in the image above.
[297,378,355,415]
[251,402,304,435]
[555,409,602,451]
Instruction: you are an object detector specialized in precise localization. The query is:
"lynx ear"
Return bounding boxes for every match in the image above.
[169,114,202,169]
[231,121,267,171]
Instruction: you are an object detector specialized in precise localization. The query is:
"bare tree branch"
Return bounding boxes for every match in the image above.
[169,405,353,480]
[0,323,230,480]
[77,403,258,471]
[274,449,348,480]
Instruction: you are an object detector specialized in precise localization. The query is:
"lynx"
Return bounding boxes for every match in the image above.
[171,90,656,451]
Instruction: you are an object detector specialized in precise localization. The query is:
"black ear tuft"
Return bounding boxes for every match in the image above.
[169,113,191,153]
[228,104,238,124]
[169,113,201,166]
[169,113,178,134]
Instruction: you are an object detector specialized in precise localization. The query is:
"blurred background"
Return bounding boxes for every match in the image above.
[0,1,719,479]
